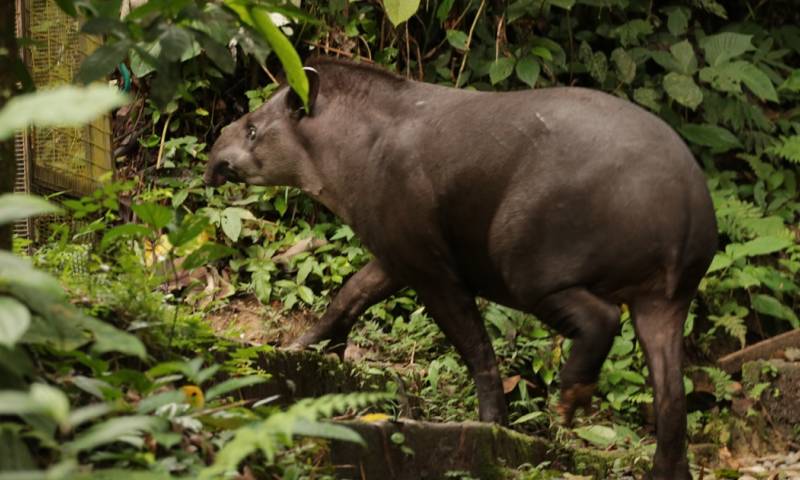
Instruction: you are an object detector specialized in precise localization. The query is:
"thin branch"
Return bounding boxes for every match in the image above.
[155,112,173,170]
[456,0,486,88]
[260,64,279,84]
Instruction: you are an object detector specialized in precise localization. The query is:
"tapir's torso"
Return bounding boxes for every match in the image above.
[297,80,716,311]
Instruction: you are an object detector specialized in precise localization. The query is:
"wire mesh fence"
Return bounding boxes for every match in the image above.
[14,0,115,243]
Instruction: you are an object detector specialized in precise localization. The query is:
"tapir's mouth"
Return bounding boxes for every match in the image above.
[204,160,242,186]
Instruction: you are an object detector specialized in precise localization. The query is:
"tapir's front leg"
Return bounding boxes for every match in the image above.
[290,259,401,356]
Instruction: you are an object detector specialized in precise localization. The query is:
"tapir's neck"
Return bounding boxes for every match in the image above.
[293,85,413,227]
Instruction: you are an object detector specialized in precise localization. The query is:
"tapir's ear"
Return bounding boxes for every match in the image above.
[286,67,320,116]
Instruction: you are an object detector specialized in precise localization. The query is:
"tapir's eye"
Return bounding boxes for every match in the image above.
[247,125,257,140]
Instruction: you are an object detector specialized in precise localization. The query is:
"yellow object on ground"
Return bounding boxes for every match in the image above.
[181,385,205,409]
[358,413,391,423]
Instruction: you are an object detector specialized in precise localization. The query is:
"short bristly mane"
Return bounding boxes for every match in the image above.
[305,56,407,96]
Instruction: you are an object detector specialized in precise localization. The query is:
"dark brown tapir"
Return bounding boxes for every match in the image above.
[205,57,717,479]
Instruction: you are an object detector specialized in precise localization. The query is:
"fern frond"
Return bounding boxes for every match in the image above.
[200,391,393,479]
[709,313,747,348]
[700,366,736,401]
[767,135,800,164]
[712,191,766,241]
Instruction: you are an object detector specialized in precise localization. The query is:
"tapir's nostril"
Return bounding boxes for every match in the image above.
[204,158,232,186]
[214,159,231,175]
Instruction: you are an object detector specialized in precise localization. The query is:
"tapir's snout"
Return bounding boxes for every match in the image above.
[203,156,228,186]
[204,156,243,186]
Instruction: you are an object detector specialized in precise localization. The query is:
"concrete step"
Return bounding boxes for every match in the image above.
[329,419,631,479]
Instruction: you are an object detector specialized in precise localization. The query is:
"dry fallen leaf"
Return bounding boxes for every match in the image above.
[503,375,521,394]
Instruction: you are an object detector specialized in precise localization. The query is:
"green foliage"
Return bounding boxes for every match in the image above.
[382,0,421,27]
[202,391,391,478]
[768,135,800,163]
[247,6,310,111]
[0,194,62,225]
[0,85,127,140]
[7,0,800,477]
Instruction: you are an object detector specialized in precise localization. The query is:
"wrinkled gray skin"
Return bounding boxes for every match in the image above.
[206,58,717,480]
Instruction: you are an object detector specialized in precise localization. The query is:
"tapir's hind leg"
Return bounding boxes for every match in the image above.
[290,259,401,356]
[533,288,621,424]
[631,297,691,480]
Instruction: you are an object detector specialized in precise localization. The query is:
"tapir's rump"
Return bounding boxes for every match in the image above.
[206,57,717,479]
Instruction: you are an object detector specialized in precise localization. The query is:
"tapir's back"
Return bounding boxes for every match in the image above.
[404,85,717,307]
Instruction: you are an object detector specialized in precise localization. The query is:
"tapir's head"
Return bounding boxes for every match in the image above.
[204,68,320,187]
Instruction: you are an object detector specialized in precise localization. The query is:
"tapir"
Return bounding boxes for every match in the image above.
[205,57,717,479]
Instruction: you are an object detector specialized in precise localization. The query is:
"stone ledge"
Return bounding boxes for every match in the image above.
[743,359,800,425]
[328,419,633,480]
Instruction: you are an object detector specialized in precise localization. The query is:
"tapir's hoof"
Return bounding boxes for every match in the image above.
[558,383,596,426]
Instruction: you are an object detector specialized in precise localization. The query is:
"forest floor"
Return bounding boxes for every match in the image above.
[204,295,800,480]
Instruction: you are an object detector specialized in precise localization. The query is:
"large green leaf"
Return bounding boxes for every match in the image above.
[706,252,732,273]
[650,50,682,74]
[588,51,608,83]
[382,0,420,26]
[0,296,30,348]
[779,69,800,92]
[663,72,703,109]
[101,224,152,249]
[0,194,62,226]
[247,7,309,111]
[64,416,162,453]
[678,124,742,152]
[515,56,540,88]
[667,7,689,36]
[574,425,617,447]
[669,40,697,75]
[205,376,268,401]
[489,57,516,85]
[0,384,70,423]
[82,316,146,359]
[159,26,194,62]
[292,418,364,445]
[727,236,794,259]
[195,31,236,74]
[68,404,114,429]
[752,294,799,328]
[0,85,128,140]
[136,391,185,414]
[75,41,132,84]
[611,48,636,84]
[220,207,255,242]
[168,214,209,248]
[446,30,467,50]
[700,63,744,94]
[0,251,65,306]
[129,41,161,77]
[736,62,779,102]
[511,410,547,425]
[132,203,173,230]
[699,32,754,67]
[701,60,777,102]
[0,426,36,471]
[633,87,661,111]
[612,19,653,47]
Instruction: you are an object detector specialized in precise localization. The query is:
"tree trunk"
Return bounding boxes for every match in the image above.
[0,0,19,251]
